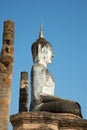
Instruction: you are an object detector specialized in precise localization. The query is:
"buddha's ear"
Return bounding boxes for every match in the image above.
[34,44,42,63]
[38,44,42,62]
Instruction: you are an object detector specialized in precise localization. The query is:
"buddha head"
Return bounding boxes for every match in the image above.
[32,38,54,67]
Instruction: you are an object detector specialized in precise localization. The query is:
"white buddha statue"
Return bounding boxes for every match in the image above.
[30,26,54,110]
[29,26,81,119]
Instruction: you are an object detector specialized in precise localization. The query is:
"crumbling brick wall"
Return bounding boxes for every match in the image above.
[0,20,14,130]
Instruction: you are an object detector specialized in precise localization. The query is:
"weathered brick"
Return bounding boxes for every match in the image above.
[19,72,28,112]
[10,112,87,130]
[0,20,14,130]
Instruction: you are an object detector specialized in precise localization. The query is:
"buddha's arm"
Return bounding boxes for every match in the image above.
[31,63,45,101]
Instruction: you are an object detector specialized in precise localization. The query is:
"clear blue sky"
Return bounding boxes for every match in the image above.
[0,0,87,129]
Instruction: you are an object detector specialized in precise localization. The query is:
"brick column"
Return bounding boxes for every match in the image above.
[0,20,14,130]
[19,72,28,112]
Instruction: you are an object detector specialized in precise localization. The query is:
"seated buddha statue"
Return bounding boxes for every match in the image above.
[29,27,82,118]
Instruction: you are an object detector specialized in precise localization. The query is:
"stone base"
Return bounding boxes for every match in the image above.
[10,111,87,130]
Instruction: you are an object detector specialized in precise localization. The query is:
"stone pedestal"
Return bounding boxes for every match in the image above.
[10,111,87,130]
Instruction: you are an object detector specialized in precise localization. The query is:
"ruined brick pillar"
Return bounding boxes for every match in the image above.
[0,20,14,130]
[19,72,28,112]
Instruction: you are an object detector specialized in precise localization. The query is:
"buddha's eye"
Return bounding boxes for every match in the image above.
[44,56,45,59]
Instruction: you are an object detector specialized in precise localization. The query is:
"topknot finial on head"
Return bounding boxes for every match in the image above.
[39,22,44,38]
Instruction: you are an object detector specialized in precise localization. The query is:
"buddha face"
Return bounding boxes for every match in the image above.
[42,44,54,64]
[34,43,54,66]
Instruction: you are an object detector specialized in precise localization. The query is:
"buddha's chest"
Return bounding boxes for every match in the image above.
[42,70,54,95]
